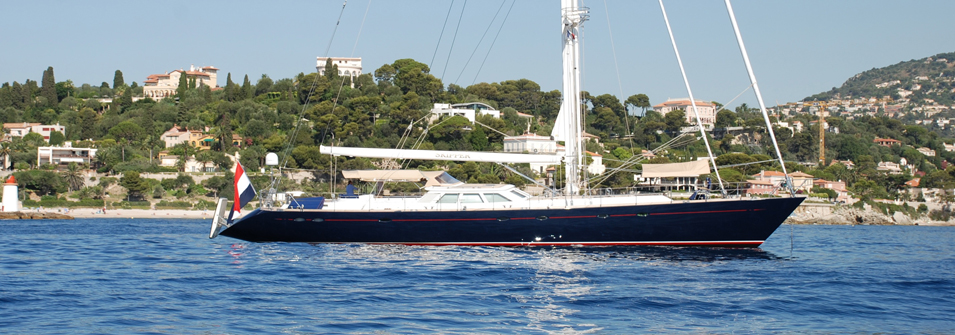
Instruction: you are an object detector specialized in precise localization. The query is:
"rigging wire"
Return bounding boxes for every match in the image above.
[430,0,456,69]
[454,0,508,84]
[280,1,349,171]
[472,0,516,85]
[601,0,637,156]
[720,82,754,114]
[658,0,727,196]
[324,0,373,193]
[440,0,468,82]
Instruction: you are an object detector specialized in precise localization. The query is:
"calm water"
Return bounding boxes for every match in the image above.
[2,219,954,334]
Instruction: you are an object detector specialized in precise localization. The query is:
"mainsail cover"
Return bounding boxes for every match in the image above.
[341,170,461,187]
[641,159,711,178]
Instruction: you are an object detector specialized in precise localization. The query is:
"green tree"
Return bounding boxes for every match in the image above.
[255,74,273,96]
[242,74,253,99]
[62,162,85,192]
[177,71,189,97]
[120,171,150,201]
[14,170,65,196]
[40,67,58,107]
[626,94,650,116]
[108,121,146,143]
[224,73,236,101]
[48,131,65,146]
[664,110,687,132]
[593,107,620,132]
[113,70,125,89]
[715,109,736,128]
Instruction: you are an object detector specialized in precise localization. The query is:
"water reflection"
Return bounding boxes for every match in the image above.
[217,243,782,333]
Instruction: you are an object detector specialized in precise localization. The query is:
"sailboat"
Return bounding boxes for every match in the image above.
[209,0,804,247]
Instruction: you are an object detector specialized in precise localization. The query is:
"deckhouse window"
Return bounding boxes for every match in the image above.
[437,194,459,204]
[509,190,528,199]
[460,194,483,203]
[485,194,511,203]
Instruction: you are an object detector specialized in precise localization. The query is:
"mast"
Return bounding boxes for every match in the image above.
[553,0,588,195]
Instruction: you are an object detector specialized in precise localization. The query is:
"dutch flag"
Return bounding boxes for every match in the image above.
[227,161,256,222]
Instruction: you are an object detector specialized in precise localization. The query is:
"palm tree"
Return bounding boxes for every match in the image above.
[62,162,85,192]
[173,143,198,172]
[0,142,11,170]
[195,150,214,172]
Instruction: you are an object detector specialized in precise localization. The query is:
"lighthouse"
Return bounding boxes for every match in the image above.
[2,175,19,212]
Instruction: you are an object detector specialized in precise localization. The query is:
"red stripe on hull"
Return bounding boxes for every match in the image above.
[350,241,765,247]
[650,209,751,215]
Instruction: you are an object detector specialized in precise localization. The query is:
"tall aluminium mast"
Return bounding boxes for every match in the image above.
[552,0,588,196]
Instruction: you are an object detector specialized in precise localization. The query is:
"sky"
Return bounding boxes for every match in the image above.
[2,0,954,110]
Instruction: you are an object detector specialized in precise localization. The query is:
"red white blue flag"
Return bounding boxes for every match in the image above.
[228,161,256,222]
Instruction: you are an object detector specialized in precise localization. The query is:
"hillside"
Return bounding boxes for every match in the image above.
[806,51,955,106]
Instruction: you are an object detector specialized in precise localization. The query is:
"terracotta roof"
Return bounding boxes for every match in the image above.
[905,178,920,187]
[754,170,787,177]
[202,66,219,70]
[790,171,814,178]
[586,151,602,157]
[873,137,901,143]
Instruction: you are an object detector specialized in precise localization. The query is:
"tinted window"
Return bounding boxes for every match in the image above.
[460,194,484,203]
[438,194,459,203]
[486,194,511,203]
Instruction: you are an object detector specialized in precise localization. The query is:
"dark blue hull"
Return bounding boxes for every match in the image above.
[220,197,804,247]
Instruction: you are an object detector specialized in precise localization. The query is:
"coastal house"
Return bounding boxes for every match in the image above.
[429,102,501,123]
[2,122,66,142]
[874,137,901,147]
[917,147,936,157]
[504,133,557,174]
[652,98,716,128]
[157,152,211,172]
[316,57,362,79]
[744,179,775,196]
[36,142,97,166]
[877,161,903,174]
[142,65,219,99]
[161,125,217,151]
[813,179,849,202]
[586,151,605,175]
[749,170,815,193]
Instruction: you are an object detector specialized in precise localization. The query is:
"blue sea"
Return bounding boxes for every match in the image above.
[2,219,954,334]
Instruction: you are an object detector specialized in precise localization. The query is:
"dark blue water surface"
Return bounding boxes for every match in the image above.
[2,219,954,334]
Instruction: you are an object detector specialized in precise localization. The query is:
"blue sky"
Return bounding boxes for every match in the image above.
[2,0,954,109]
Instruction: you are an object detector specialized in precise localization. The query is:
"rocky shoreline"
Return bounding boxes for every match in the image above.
[0,211,74,220]
[786,205,955,226]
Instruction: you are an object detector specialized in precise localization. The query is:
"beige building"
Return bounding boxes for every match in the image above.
[317,57,362,79]
[143,65,219,99]
[652,98,717,127]
[161,125,216,151]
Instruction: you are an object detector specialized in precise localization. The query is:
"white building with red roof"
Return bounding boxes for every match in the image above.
[652,98,717,127]
[143,65,219,99]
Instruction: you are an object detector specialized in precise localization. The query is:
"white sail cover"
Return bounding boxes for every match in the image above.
[341,170,461,187]
[641,160,711,178]
[320,145,562,164]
